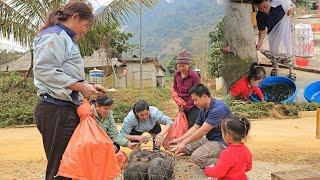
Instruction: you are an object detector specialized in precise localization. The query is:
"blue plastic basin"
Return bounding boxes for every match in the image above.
[250,76,298,103]
[304,80,320,103]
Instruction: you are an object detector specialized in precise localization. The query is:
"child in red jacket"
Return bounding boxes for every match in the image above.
[230,63,266,101]
[204,116,252,180]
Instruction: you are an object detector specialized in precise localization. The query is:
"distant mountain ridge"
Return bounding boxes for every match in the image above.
[124,0,227,60]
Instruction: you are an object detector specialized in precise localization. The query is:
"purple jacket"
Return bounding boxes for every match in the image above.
[173,69,201,111]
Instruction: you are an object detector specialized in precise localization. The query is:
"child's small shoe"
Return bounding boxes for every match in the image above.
[270,68,278,76]
[288,73,296,81]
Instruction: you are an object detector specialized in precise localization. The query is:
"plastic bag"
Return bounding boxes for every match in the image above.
[116,150,128,170]
[163,111,188,150]
[172,88,186,106]
[57,99,120,180]
[268,0,293,56]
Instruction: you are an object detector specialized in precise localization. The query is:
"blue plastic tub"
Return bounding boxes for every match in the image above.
[250,76,298,103]
[304,80,320,103]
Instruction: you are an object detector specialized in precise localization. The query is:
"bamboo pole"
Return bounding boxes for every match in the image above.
[317,108,320,139]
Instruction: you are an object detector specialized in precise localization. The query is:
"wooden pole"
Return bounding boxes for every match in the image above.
[317,108,320,139]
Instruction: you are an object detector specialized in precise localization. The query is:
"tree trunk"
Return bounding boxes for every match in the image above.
[224,2,257,60]
[220,2,257,89]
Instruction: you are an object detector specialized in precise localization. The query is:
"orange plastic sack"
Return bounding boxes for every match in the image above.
[172,88,186,106]
[116,150,128,170]
[57,99,120,180]
[163,111,188,150]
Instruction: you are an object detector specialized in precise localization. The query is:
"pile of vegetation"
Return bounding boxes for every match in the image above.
[223,95,320,119]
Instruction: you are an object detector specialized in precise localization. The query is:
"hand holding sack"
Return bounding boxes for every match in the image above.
[57,99,120,180]
[172,88,186,107]
[163,111,188,150]
[163,89,189,150]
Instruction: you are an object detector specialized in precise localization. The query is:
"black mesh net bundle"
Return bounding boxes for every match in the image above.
[123,149,175,180]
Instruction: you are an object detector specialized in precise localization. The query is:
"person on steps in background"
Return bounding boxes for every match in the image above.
[120,100,173,150]
[33,2,104,179]
[204,116,252,180]
[173,49,201,129]
[253,0,296,80]
[169,84,231,169]
[229,63,266,101]
[91,95,138,152]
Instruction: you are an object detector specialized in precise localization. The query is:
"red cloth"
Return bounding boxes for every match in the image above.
[229,76,264,101]
[204,143,252,180]
[173,69,200,111]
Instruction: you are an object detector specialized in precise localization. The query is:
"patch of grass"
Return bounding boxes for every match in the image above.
[110,87,171,123]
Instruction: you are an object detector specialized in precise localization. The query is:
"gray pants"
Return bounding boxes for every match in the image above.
[185,138,224,168]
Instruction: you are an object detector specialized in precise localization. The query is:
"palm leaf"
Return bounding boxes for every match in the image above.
[0,0,158,55]
[94,0,159,26]
[0,0,68,45]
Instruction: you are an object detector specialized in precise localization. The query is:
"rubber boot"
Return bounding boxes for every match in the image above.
[152,134,160,151]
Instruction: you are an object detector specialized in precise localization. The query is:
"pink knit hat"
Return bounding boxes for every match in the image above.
[176,49,191,64]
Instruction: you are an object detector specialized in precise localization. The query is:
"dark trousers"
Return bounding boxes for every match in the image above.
[114,142,121,153]
[185,106,200,129]
[34,101,79,180]
[130,123,162,136]
[130,123,161,150]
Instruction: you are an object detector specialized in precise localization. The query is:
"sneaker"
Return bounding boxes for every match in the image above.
[288,73,296,81]
[270,69,278,76]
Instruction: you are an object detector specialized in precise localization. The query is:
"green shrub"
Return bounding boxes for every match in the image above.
[0,72,38,127]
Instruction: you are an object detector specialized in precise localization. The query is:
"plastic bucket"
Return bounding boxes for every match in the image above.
[295,57,309,67]
[251,76,298,103]
[304,80,320,103]
[88,69,104,84]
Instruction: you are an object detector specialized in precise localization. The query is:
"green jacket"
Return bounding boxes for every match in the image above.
[92,105,129,147]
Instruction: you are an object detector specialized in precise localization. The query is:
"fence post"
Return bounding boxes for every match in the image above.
[317,108,320,139]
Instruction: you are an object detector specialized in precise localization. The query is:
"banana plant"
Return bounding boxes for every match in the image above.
[0,0,158,79]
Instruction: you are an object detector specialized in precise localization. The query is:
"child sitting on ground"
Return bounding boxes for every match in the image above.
[229,62,266,101]
[204,116,252,180]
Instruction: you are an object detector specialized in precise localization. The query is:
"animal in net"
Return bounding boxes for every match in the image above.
[123,150,175,180]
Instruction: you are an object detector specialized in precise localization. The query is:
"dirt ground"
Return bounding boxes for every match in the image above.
[0,117,320,180]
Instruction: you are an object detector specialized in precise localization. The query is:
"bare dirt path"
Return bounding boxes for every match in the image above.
[0,117,319,180]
